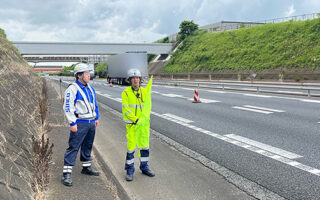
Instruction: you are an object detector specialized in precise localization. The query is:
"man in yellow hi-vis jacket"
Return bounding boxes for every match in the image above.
[121,69,155,181]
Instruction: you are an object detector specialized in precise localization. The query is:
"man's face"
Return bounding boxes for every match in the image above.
[79,71,90,84]
[131,76,140,88]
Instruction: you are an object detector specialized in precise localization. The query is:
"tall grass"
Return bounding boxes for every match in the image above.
[164,18,320,73]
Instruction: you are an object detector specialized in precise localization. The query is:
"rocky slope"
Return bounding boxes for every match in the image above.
[0,28,44,199]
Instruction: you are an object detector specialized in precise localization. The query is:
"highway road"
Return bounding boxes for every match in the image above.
[52,77,320,200]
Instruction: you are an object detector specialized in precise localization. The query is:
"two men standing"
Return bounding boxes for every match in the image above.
[61,64,154,186]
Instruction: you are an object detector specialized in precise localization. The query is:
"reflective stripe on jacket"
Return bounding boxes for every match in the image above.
[121,86,147,124]
[63,80,99,126]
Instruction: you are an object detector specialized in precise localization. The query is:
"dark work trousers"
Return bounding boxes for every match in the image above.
[64,122,96,166]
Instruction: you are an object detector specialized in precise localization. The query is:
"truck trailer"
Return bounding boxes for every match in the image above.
[106,52,148,85]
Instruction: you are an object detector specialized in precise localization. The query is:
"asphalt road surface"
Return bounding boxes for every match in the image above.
[52,77,320,200]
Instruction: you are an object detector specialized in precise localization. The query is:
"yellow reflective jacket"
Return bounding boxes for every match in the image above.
[122,86,147,124]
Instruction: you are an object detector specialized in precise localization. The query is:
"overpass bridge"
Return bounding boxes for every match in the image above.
[12,41,174,63]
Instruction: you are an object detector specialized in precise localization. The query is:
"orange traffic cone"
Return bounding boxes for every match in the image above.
[193,89,201,103]
[109,81,113,87]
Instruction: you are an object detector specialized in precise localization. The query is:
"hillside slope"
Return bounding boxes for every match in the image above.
[164,18,320,73]
[0,28,44,199]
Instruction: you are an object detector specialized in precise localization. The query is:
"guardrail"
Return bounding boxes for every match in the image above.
[150,72,320,82]
[153,80,320,97]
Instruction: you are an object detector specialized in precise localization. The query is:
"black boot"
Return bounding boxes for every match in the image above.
[61,173,72,186]
[126,174,133,181]
[142,170,155,177]
[81,166,100,176]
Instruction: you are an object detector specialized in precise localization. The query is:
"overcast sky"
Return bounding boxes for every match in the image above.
[1,0,320,43]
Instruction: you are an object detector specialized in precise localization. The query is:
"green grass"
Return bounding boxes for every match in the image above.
[164,18,320,73]
[0,28,6,38]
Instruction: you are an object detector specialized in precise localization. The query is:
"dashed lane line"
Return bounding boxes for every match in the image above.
[151,112,320,177]
[232,106,273,114]
[243,105,285,113]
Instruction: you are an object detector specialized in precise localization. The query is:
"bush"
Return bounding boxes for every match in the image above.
[95,62,107,78]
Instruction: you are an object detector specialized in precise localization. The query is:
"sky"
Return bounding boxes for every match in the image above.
[1,0,320,43]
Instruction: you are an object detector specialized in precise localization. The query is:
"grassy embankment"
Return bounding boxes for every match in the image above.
[164,18,320,74]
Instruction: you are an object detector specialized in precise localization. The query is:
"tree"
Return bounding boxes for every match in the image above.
[178,20,199,41]
[61,63,78,72]
[95,62,107,78]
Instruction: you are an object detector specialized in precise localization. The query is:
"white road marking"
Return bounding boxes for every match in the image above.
[114,98,122,102]
[151,111,320,176]
[161,93,184,98]
[232,106,273,114]
[224,134,302,159]
[300,99,320,103]
[181,88,195,91]
[205,90,226,93]
[187,98,220,103]
[243,105,285,113]
[244,94,272,98]
[162,113,194,123]
[199,98,221,103]
[153,91,219,103]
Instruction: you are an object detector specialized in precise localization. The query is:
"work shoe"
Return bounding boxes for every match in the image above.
[126,174,133,181]
[142,170,155,177]
[61,173,72,186]
[81,166,100,176]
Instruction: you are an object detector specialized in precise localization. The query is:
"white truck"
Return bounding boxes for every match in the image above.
[106,52,148,85]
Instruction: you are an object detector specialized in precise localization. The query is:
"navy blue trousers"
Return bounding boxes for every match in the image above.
[64,123,96,166]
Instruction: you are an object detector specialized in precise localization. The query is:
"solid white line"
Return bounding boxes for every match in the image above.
[161,93,184,98]
[309,169,320,175]
[243,105,285,113]
[181,87,195,91]
[224,134,302,159]
[162,113,194,123]
[199,98,220,103]
[244,94,272,98]
[300,99,320,103]
[206,90,226,93]
[232,106,273,114]
[115,98,122,102]
[288,161,300,166]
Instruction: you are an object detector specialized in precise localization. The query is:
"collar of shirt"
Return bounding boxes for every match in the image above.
[76,80,87,88]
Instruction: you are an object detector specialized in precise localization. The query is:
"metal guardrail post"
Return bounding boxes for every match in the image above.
[222,84,225,90]
[257,86,260,93]
[308,89,311,97]
[59,78,63,103]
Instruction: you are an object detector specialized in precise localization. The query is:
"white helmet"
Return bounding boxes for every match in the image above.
[127,69,141,79]
[74,63,91,75]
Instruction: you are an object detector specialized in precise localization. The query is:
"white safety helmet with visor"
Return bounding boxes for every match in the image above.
[74,63,92,75]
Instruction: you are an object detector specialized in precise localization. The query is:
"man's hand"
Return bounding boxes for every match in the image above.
[95,120,99,127]
[70,125,78,132]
